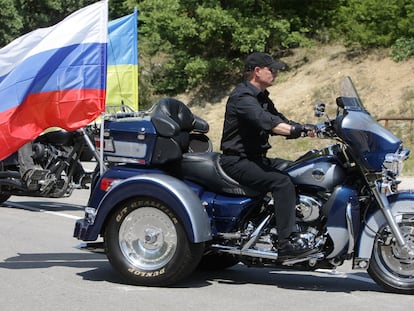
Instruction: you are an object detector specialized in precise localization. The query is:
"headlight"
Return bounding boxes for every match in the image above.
[383,147,410,176]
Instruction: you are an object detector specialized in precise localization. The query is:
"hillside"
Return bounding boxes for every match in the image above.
[181,45,414,174]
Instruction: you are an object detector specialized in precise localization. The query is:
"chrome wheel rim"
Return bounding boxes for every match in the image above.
[375,224,414,278]
[119,207,178,270]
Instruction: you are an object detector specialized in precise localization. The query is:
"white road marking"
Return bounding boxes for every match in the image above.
[4,201,81,220]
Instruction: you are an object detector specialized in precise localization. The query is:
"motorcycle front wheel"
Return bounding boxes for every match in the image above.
[368,214,414,294]
[104,197,204,286]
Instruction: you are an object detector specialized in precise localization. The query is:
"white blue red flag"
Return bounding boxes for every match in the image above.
[0,0,108,160]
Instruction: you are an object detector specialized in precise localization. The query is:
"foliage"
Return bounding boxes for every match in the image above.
[130,0,330,100]
[0,0,23,46]
[332,0,414,47]
[391,37,414,61]
[0,0,414,106]
[15,0,98,34]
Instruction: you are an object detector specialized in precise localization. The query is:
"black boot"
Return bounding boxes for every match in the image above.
[278,233,318,259]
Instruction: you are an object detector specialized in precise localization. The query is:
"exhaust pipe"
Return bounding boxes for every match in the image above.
[0,178,25,190]
[212,244,278,260]
[0,171,20,178]
[211,244,324,264]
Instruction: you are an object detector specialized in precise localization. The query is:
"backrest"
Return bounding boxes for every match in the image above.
[151,98,195,136]
[150,98,195,164]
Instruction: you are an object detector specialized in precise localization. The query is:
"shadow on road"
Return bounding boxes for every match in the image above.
[0,251,125,285]
[0,197,389,294]
[0,251,385,293]
[2,200,85,212]
[180,265,385,293]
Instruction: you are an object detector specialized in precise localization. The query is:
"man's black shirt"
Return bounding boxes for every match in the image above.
[220,80,289,157]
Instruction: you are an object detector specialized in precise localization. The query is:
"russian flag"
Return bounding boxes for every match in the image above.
[0,0,108,160]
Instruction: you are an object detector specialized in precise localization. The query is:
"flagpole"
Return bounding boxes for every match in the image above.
[99,113,106,175]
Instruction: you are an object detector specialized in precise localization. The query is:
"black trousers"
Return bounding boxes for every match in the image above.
[220,155,296,242]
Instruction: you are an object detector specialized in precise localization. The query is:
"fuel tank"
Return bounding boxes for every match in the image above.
[286,146,347,192]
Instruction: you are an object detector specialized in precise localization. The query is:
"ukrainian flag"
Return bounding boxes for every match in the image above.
[106,9,138,110]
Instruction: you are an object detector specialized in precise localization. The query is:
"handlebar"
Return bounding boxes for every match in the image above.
[316,119,337,139]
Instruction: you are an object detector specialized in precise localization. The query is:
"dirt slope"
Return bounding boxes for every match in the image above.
[185,45,414,155]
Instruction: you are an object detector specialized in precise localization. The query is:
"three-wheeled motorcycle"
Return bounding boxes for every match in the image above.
[74,77,414,294]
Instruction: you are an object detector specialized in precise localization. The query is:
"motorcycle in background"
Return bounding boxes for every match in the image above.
[0,128,96,204]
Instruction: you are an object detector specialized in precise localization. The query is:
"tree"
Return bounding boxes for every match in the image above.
[333,0,414,47]
[3,0,412,105]
[0,0,23,47]
[129,0,325,99]
[15,0,98,34]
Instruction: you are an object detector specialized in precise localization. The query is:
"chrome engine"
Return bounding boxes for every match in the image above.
[296,194,323,222]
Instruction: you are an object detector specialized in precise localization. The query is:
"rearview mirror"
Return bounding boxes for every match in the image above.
[314,102,325,117]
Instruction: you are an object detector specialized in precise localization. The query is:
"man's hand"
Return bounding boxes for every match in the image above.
[303,124,316,137]
[287,123,316,139]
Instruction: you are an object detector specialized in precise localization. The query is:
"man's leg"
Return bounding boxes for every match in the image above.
[220,156,316,258]
[221,156,296,239]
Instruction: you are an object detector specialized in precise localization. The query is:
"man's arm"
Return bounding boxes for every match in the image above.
[272,122,316,138]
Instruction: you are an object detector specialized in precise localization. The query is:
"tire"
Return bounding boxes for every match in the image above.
[0,193,11,204]
[198,252,239,270]
[104,197,205,286]
[368,214,414,294]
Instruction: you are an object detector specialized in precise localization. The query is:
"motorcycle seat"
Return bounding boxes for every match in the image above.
[36,130,74,146]
[176,152,262,197]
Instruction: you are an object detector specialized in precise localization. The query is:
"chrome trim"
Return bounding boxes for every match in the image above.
[241,215,272,251]
[281,252,324,266]
[85,207,97,224]
[212,244,278,260]
[383,147,410,176]
[345,202,355,254]
[371,186,411,254]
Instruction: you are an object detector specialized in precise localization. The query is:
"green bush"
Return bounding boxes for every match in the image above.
[391,37,414,61]
[135,0,323,97]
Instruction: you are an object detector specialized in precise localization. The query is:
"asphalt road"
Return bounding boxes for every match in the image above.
[1,178,413,311]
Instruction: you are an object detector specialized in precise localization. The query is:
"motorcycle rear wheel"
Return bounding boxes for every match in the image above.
[368,215,414,294]
[104,197,204,286]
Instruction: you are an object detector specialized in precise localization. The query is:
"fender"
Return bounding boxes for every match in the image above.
[357,191,414,259]
[81,173,212,243]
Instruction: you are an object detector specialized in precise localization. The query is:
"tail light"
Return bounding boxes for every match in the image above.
[100,177,118,191]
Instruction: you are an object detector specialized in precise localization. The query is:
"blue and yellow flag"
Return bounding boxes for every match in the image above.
[107,9,138,110]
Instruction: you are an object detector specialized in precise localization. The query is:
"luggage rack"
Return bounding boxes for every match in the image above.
[103,104,149,120]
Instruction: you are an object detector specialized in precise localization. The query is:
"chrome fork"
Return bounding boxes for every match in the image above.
[371,185,414,258]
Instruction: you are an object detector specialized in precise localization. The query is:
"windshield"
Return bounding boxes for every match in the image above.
[339,76,360,98]
[337,77,367,112]
[336,77,402,171]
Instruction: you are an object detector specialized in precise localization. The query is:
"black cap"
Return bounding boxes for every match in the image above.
[244,52,286,71]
